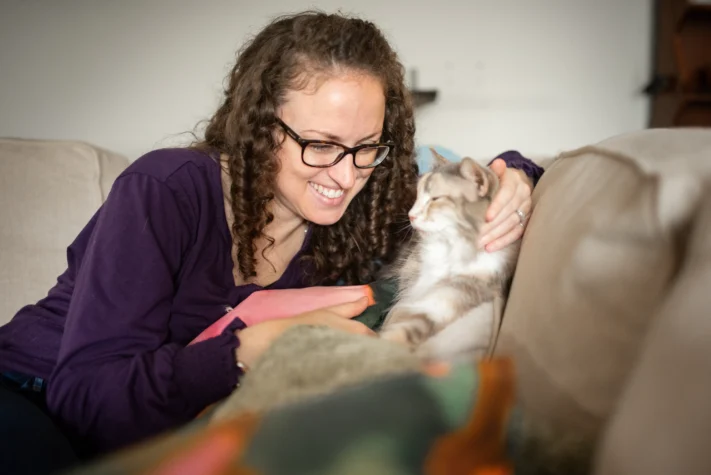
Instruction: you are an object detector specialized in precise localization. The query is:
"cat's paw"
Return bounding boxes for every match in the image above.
[379,318,432,350]
[378,326,411,346]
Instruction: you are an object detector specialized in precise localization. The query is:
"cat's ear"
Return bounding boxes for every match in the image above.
[429,148,449,169]
[459,157,490,197]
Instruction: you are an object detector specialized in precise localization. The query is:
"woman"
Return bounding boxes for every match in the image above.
[0,10,542,473]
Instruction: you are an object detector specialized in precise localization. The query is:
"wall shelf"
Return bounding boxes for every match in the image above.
[410,89,438,107]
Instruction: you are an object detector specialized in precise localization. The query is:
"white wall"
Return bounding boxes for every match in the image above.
[0,0,652,161]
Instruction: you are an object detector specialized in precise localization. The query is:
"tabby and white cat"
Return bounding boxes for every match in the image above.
[379,150,520,362]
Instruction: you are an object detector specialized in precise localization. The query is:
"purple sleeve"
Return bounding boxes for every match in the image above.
[46,173,242,454]
[489,150,545,187]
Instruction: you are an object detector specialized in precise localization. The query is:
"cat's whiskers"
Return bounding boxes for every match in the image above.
[351,233,362,254]
[393,215,415,239]
[395,223,413,238]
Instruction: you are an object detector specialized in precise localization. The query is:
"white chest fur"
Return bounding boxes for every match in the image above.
[409,236,510,296]
[383,234,513,359]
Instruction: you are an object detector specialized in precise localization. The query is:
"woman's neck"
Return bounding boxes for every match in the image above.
[266,198,308,245]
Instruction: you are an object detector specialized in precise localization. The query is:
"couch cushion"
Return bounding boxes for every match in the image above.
[592,184,711,475]
[0,139,129,325]
[495,128,711,445]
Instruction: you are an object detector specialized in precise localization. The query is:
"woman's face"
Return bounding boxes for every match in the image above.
[274,70,386,226]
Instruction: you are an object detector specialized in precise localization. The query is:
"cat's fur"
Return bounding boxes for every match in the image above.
[210,325,422,422]
[379,150,520,362]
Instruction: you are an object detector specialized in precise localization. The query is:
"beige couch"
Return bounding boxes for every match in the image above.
[1,130,710,473]
[495,128,711,474]
[0,138,129,325]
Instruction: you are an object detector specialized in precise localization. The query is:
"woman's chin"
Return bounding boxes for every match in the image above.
[303,206,348,226]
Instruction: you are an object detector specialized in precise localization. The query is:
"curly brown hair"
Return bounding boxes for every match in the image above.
[195,10,418,285]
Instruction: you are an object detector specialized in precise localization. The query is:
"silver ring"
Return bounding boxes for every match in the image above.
[516,209,526,227]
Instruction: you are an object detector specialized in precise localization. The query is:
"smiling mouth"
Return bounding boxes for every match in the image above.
[309,182,345,199]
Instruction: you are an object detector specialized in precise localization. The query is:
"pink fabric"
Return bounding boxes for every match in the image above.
[189,285,375,345]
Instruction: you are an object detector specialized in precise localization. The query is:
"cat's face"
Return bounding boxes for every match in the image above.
[408,156,497,237]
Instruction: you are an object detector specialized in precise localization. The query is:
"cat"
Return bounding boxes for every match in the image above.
[378,149,520,362]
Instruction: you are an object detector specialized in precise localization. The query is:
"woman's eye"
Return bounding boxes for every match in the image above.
[311,144,336,153]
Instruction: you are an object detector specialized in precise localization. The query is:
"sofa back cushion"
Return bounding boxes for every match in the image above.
[0,138,128,325]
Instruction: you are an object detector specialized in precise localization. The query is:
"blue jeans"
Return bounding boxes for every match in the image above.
[0,371,79,474]
[1,370,46,392]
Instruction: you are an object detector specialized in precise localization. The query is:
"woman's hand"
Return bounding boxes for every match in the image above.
[479,158,534,252]
[234,297,373,368]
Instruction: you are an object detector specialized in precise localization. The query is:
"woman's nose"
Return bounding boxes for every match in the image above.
[327,154,357,189]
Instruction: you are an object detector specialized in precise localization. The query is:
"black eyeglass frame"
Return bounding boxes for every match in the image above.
[276,118,394,169]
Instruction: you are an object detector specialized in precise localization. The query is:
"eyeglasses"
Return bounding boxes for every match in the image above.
[276,118,393,169]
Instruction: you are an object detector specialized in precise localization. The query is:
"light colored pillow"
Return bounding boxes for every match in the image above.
[494,129,711,449]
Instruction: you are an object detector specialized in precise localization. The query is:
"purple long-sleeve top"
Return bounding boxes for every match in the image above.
[0,147,543,455]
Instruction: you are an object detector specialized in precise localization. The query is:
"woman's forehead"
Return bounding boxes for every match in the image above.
[280,73,385,141]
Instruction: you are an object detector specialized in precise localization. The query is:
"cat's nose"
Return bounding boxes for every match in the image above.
[408,214,416,222]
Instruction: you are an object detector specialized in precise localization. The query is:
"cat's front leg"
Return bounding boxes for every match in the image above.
[379,305,434,349]
[416,300,497,363]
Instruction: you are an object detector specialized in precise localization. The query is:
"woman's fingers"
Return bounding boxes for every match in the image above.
[480,193,531,249]
[324,297,371,319]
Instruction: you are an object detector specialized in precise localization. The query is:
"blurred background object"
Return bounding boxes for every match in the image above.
[645,0,711,127]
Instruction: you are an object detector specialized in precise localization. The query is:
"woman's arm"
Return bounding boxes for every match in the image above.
[47,172,242,455]
[489,150,545,188]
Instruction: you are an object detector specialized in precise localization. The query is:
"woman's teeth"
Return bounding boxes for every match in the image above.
[310,182,344,199]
